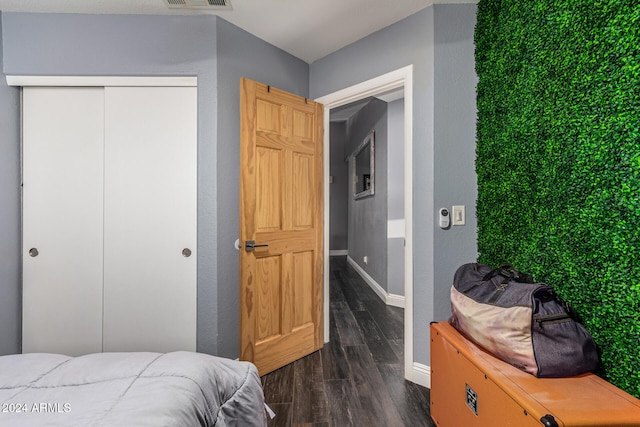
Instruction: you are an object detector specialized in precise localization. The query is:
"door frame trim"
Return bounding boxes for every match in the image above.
[316,65,419,385]
[6,75,197,87]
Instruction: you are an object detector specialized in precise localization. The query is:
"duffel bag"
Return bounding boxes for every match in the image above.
[448,263,600,377]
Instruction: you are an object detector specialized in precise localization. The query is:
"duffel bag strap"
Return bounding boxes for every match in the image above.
[482,264,534,284]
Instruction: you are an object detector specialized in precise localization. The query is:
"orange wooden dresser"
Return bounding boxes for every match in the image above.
[430,322,640,427]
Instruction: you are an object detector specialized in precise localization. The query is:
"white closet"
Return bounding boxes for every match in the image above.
[20,79,197,356]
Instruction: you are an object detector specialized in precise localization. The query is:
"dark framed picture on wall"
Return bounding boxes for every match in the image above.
[363,174,371,191]
[353,131,374,199]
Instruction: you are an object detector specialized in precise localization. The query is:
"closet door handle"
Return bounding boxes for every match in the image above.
[182,248,192,257]
[29,248,39,257]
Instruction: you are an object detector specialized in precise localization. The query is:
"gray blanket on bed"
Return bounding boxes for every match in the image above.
[0,351,267,426]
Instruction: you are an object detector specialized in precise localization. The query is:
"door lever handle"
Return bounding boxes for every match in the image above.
[245,240,268,252]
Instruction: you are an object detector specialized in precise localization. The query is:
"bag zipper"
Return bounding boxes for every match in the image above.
[486,274,510,304]
[534,312,571,327]
[487,282,508,304]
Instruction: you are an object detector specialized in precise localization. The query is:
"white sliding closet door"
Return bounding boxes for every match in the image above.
[22,87,105,356]
[102,86,197,352]
[22,81,197,355]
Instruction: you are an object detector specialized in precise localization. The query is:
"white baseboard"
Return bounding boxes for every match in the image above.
[329,249,348,256]
[386,293,405,308]
[406,362,431,389]
[346,256,405,308]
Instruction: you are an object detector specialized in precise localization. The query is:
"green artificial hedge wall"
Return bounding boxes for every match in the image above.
[475,0,640,397]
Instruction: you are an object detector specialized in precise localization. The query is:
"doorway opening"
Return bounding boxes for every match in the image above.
[317,65,427,386]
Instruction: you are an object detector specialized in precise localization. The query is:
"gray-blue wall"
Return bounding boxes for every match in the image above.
[329,121,349,251]
[432,5,478,322]
[347,99,388,291]
[0,12,21,355]
[310,4,478,366]
[387,99,405,222]
[387,98,405,297]
[0,12,308,358]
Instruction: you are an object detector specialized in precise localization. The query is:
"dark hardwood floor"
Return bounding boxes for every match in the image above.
[261,256,435,427]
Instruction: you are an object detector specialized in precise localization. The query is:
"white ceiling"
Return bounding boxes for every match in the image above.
[0,0,477,63]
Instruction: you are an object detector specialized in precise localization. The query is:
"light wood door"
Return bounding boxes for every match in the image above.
[239,78,323,375]
[22,87,105,355]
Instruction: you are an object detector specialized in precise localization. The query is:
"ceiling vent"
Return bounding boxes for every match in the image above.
[163,0,232,10]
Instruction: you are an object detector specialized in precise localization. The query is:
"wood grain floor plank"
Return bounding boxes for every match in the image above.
[377,363,436,427]
[346,276,380,303]
[325,379,367,426]
[344,345,405,426]
[329,275,346,303]
[388,338,405,365]
[353,310,399,364]
[363,298,404,340]
[327,307,339,341]
[261,362,295,403]
[292,423,329,427]
[266,403,292,427]
[335,270,367,311]
[321,339,350,381]
[331,301,365,346]
[292,351,330,424]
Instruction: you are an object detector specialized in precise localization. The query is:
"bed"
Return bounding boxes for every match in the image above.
[0,351,267,426]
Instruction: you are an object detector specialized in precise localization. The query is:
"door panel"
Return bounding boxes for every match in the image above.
[292,153,314,227]
[293,251,314,327]
[256,146,282,232]
[102,86,197,353]
[240,78,323,375]
[22,87,105,356]
[256,256,282,341]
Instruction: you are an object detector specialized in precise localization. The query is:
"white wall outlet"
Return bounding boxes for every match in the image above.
[452,205,465,226]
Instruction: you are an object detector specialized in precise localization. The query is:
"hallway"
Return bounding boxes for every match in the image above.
[261,256,434,426]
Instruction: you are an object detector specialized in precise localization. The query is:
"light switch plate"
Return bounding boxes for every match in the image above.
[452,205,465,226]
